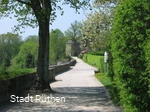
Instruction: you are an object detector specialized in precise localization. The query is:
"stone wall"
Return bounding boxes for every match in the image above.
[70,59,76,66]
[50,62,70,74]
[0,73,36,104]
[50,59,76,75]
[0,59,76,103]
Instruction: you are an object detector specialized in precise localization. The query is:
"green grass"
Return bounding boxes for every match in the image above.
[95,73,120,105]
[0,67,36,80]
[83,54,121,107]
[95,73,112,87]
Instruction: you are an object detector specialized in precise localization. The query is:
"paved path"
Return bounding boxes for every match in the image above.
[0,57,122,112]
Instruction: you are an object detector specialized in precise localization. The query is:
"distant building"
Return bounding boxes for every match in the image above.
[66,40,81,56]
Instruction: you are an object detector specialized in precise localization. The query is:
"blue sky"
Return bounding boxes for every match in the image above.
[0,4,90,39]
[51,5,90,32]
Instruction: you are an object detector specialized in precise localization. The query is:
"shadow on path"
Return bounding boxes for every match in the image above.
[0,86,122,112]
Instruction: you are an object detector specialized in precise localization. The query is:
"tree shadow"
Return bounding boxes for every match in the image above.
[0,86,123,112]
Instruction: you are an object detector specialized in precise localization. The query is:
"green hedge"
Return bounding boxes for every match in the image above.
[110,0,150,111]
[88,51,104,56]
[83,54,104,73]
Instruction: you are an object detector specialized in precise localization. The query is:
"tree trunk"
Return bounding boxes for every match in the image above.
[36,17,52,91]
[29,0,53,91]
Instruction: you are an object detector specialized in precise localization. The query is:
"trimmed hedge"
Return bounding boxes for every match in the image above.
[88,51,104,56]
[83,54,104,73]
[110,0,150,111]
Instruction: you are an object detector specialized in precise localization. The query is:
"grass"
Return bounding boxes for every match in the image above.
[0,67,36,80]
[95,73,112,87]
[82,54,122,107]
[95,72,120,105]
[82,54,120,105]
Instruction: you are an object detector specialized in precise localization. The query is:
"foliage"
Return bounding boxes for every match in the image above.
[12,36,38,68]
[0,33,37,80]
[65,20,83,42]
[88,51,104,56]
[82,0,115,52]
[111,0,150,111]
[83,54,104,72]
[83,53,120,105]
[50,29,67,64]
[25,35,39,42]
[144,39,150,111]
[95,73,111,87]
[0,67,35,80]
[0,32,22,68]
[78,54,84,59]
[95,72,120,105]
[93,0,120,5]
[0,0,91,90]
[0,0,90,31]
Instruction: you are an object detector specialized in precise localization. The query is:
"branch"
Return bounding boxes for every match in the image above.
[50,0,52,12]
[16,0,31,6]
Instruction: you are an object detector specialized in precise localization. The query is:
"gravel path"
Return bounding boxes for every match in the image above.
[0,57,122,112]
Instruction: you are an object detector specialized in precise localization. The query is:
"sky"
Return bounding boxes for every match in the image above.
[0,4,91,40]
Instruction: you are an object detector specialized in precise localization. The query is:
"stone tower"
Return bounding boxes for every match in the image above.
[66,40,81,56]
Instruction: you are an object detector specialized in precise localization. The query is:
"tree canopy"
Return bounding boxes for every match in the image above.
[50,29,67,64]
[82,0,114,52]
[0,0,90,31]
[0,0,91,90]
[12,35,38,69]
[65,20,83,42]
[0,32,22,68]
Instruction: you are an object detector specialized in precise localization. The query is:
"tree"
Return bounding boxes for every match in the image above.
[82,0,114,52]
[65,20,83,42]
[25,35,39,43]
[12,36,38,69]
[0,0,90,90]
[50,29,66,64]
[14,41,38,69]
[111,0,150,111]
[0,32,22,69]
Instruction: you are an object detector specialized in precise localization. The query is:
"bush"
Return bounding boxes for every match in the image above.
[83,54,104,73]
[13,41,38,68]
[78,54,84,59]
[50,29,67,64]
[88,51,104,56]
[0,66,35,80]
[111,0,150,111]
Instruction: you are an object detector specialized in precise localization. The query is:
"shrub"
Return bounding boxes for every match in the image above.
[0,67,35,80]
[111,0,150,111]
[83,54,104,73]
[13,41,38,68]
[78,54,83,59]
[89,51,104,56]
